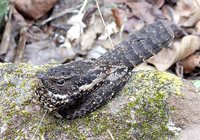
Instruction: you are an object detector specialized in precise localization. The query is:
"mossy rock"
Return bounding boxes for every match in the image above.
[0,63,198,139]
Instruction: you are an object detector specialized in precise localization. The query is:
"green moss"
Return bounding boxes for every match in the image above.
[0,63,54,139]
[0,63,183,139]
[28,71,182,139]
[125,71,183,139]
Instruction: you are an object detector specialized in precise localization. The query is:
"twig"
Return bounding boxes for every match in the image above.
[63,0,88,43]
[107,129,115,140]
[195,0,200,7]
[36,4,82,26]
[13,27,27,63]
[31,110,48,140]
[0,2,13,55]
[95,0,115,50]
[175,62,183,78]
[78,0,88,15]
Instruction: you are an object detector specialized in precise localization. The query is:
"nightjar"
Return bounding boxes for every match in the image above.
[36,21,174,119]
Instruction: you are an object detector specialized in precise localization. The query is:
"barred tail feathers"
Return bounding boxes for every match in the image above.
[98,21,174,69]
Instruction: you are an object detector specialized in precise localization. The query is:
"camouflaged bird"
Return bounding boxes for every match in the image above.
[36,21,174,119]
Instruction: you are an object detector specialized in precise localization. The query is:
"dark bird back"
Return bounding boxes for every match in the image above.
[36,21,174,119]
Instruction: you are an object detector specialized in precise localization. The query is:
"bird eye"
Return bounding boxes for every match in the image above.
[56,79,65,86]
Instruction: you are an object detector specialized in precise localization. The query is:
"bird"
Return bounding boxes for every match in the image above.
[36,21,174,119]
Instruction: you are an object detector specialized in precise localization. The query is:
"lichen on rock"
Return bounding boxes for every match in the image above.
[1,63,198,140]
[123,71,183,139]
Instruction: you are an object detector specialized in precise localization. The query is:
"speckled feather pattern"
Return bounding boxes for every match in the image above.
[36,21,174,119]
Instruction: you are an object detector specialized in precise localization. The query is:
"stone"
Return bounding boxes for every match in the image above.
[0,63,200,139]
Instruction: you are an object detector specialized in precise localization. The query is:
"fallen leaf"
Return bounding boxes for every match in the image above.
[148,35,200,71]
[104,0,127,3]
[146,0,165,8]
[98,33,128,50]
[126,1,164,24]
[4,36,17,62]
[173,0,200,25]
[175,0,196,17]
[162,5,180,24]
[195,20,200,33]
[67,13,86,41]
[182,9,200,27]
[50,0,81,30]
[98,21,118,40]
[80,17,104,51]
[12,8,27,30]
[22,40,76,65]
[26,26,49,43]
[14,0,59,20]
[133,63,156,71]
[0,15,12,55]
[112,8,127,28]
[124,18,145,33]
[181,54,200,73]
[195,21,200,34]
[173,35,200,60]
[13,27,27,63]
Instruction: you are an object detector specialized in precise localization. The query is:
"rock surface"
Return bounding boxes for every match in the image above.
[0,63,200,139]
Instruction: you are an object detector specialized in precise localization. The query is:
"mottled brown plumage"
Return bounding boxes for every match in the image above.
[36,21,174,119]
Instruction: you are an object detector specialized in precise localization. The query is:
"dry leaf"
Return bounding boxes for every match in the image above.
[146,0,165,8]
[80,28,97,51]
[124,18,145,33]
[182,9,200,27]
[23,40,75,65]
[133,63,156,71]
[14,0,59,20]
[50,0,80,30]
[104,0,127,3]
[67,13,86,41]
[98,21,118,40]
[4,36,17,62]
[172,0,198,25]
[148,35,200,71]
[181,54,200,73]
[60,39,72,49]
[126,1,163,24]
[173,35,200,60]
[12,8,27,29]
[162,5,180,24]
[98,33,128,50]
[80,17,104,51]
[175,0,197,17]
[112,8,127,28]
[195,20,200,33]
[26,26,49,43]
[0,16,12,55]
